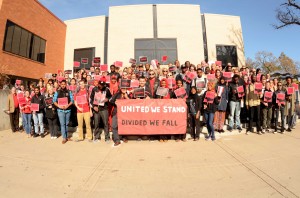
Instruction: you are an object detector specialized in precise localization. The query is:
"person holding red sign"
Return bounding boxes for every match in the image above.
[44,87,58,139]
[31,87,46,138]
[20,90,32,137]
[214,77,229,133]
[6,87,20,133]
[261,82,275,133]
[109,87,132,146]
[285,77,296,132]
[246,75,263,135]
[74,80,93,142]
[90,77,112,142]
[274,82,286,133]
[146,70,160,97]
[202,82,220,141]
[187,87,202,141]
[53,80,74,144]
[228,75,243,132]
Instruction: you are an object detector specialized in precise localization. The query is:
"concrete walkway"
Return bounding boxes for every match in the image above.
[0,127,299,198]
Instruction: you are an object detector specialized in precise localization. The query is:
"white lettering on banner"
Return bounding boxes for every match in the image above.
[120,106,186,113]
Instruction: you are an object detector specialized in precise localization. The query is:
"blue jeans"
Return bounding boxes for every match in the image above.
[204,112,215,139]
[22,113,32,134]
[229,101,241,128]
[58,111,71,139]
[32,113,44,134]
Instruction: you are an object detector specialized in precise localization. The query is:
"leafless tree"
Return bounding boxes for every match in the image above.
[275,0,300,29]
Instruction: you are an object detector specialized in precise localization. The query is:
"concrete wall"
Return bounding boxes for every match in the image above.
[0,0,66,79]
[156,4,204,64]
[204,13,245,67]
[107,5,154,66]
[64,16,106,72]
[0,90,11,131]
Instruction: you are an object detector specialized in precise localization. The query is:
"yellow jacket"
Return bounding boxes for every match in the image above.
[7,94,16,113]
[246,84,261,107]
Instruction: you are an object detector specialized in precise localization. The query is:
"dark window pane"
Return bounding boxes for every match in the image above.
[216,45,238,68]
[19,29,29,57]
[74,47,95,70]
[4,22,14,52]
[11,26,21,54]
[26,33,32,58]
[38,39,46,63]
[31,36,40,61]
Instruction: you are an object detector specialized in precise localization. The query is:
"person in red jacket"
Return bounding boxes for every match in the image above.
[20,90,32,138]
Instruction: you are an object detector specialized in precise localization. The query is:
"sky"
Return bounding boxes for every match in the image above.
[40,0,300,62]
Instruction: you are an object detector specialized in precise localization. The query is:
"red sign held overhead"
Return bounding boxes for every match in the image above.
[129,58,137,64]
[100,64,108,71]
[81,58,88,64]
[139,56,148,63]
[93,57,101,64]
[162,55,168,62]
[74,61,80,67]
[116,99,187,135]
[114,61,123,67]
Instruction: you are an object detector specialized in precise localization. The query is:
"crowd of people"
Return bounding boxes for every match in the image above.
[6,61,300,146]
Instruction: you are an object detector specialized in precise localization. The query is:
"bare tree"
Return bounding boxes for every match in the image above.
[254,51,280,73]
[275,0,300,29]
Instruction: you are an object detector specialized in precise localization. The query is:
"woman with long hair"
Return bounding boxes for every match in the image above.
[214,77,228,133]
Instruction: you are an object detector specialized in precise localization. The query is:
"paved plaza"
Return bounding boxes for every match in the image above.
[0,126,299,198]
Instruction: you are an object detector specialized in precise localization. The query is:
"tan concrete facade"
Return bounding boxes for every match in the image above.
[64,16,106,72]
[0,0,66,80]
[64,4,245,69]
[204,13,245,66]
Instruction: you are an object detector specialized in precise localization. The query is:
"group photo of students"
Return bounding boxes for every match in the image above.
[5,60,300,146]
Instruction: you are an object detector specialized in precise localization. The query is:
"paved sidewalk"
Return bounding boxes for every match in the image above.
[0,127,299,198]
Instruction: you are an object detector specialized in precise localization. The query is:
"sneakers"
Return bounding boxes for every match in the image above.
[219,129,225,133]
[287,128,292,132]
[33,133,39,138]
[114,142,121,147]
[228,127,233,132]
[262,129,266,133]
[237,127,242,133]
[41,134,45,138]
[93,139,100,143]
[257,131,262,135]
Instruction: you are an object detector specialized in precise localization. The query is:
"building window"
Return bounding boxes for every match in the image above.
[2,20,46,63]
[216,45,238,68]
[135,39,177,64]
[73,47,95,71]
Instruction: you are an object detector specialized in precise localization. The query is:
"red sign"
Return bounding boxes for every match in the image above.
[223,72,232,82]
[16,80,21,85]
[174,87,187,98]
[169,66,176,72]
[287,87,295,95]
[100,64,108,71]
[93,57,101,64]
[237,86,244,97]
[76,95,87,105]
[156,87,169,97]
[264,91,273,102]
[57,76,65,82]
[254,83,263,94]
[168,78,176,89]
[30,103,39,111]
[58,97,68,106]
[162,55,168,62]
[106,75,110,83]
[196,80,206,89]
[205,91,215,104]
[74,61,80,67]
[184,72,197,83]
[276,93,285,105]
[94,75,101,81]
[116,99,187,135]
[130,80,139,88]
[133,88,145,98]
[114,61,123,67]
[18,97,26,105]
[139,56,148,63]
[81,58,88,64]
[292,83,299,91]
[45,97,53,106]
[207,74,215,81]
[120,79,131,88]
[217,86,224,97]
[129,58,137,64]
[215,61,222,66]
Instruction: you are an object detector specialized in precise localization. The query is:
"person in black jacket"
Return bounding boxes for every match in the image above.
[90,77,112,142]
[31,87,46,138]
[202,82,220,141]
[109,88,131,146]
[187,86,202,141]
[44,87,58,139]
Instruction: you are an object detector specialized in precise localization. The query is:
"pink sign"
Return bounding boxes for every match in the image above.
[58,97,68,106]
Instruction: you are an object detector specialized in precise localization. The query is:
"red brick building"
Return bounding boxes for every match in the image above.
[0,0,66,86]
